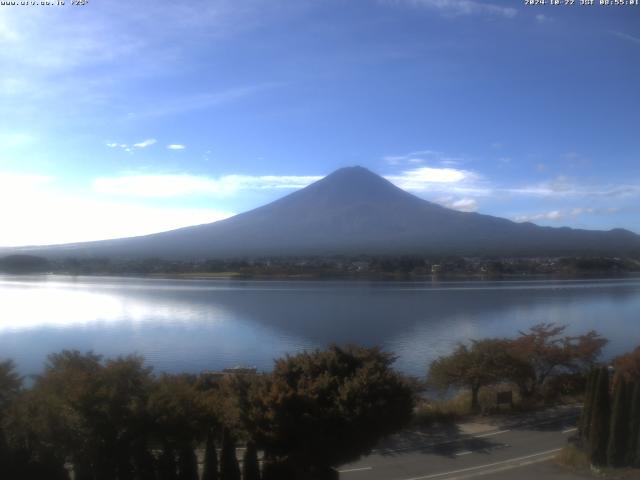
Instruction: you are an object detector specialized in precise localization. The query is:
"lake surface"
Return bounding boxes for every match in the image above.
[1,275,639,377]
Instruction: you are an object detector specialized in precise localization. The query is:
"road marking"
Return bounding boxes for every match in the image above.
[401,448,563,480]
[562,427,577,434]
[473,429,510,438]
[455,451,473,456]
[442,454,558,479]
[338,466,373,473]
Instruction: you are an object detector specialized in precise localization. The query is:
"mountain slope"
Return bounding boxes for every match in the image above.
[8,166,640,259]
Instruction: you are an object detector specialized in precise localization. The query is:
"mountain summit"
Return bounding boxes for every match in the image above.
[11,166,640,259]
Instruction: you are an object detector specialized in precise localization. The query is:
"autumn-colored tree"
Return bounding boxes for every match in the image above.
[246,345,414,480]
[614,346,640,382]
[148,374,211,480]
[510,324,606,398]
[428,339,526,412]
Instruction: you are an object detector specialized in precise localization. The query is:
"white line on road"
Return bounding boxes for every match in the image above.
[400,448,563,480]
[442,454,558,480]
[455,451,473,456]
[338,466,373,473]
[472,429,510,438]
[562,427,577,434]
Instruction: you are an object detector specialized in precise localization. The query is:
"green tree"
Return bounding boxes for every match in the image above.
[246,345,414,479]
[220,428,241,480]
[607,377,629,467]
[177,445,199,480]
[589,367,610,466]
[579,368,597,443]
[157,447,178,480]
[626,382,640,467]
[242,441,260,480]
[428,339,524,412]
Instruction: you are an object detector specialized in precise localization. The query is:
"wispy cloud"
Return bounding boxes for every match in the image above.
[167,144,186,150]
[127,83,284,119]
[383,149,464,166]
[389,0,517,18]
[507,176,640,199]
[133,138,157,148]
[514,207,619,223]
[92,173,324,197]
[612,31,640,46]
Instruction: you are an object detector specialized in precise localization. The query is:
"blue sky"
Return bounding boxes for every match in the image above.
[0,0,639,246]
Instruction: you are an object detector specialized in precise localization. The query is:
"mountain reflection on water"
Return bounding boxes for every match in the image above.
[1,275,639,377]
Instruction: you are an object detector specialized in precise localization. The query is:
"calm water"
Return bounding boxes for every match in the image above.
[1,275,639,377]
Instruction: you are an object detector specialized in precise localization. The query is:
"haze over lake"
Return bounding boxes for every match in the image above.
[1,275,639,377]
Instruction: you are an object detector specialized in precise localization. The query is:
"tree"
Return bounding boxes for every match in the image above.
[607,377,628,467]
[157,447,178,480]
[242,441,260,480]
[0,359,22,475]
[177,445,199,480]
[614,346,640,382]
[220,428,241,480]
[579,368,597,442]
[589,367,610,466]
[428,339,525,412]
[626,382,640,467]
[246,345,414,479]
[202,430,219,480]
[148,373,210,477]
[510,324,607,399]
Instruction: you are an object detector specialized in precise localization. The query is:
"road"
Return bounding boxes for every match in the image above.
[338,408,589,480]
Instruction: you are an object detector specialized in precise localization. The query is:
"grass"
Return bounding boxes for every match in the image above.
[556,444,640,479]
[412,382,583,427]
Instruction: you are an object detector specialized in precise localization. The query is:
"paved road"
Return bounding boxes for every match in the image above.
[338,410,587,480]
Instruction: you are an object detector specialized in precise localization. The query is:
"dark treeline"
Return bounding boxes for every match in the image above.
[0,346,415,480]
[577,346,640,469]
[2,254,640,277]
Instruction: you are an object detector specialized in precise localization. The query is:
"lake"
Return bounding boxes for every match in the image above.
[1,275,639,378]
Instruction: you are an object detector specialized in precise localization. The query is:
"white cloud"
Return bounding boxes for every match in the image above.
[167,144,186,150]
[515,210,562,222]
[92,173,323,197]
[0,172,233,246]
[393,0,517,18]
[385,166,488,196]
[438,196,478,212]
[133,138,157,148]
